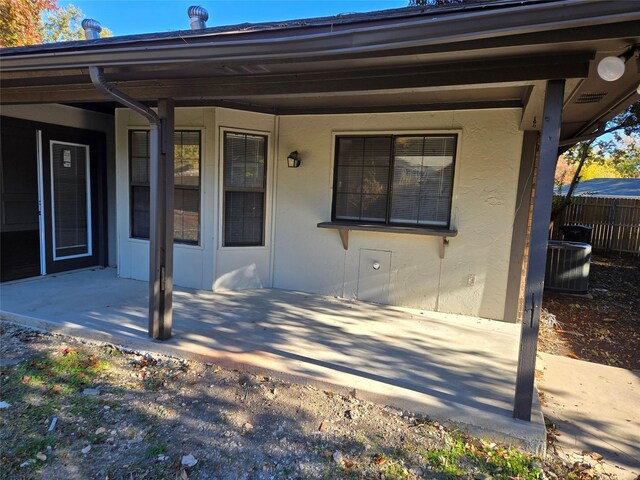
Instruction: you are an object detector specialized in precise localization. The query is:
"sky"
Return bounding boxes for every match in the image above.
[58,1,410,36]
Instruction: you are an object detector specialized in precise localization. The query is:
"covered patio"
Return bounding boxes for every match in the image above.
[3,0,638,458]
[0,267,545,452]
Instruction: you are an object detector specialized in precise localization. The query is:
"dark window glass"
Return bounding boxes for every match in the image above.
[51,143,89,258]
[223,132,267,246]
[333,134,456,227]
[129,130,201,244]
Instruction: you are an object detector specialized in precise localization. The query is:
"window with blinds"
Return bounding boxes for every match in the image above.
[333,134,456,227]
[223,131,267,246]
[129,130,201,244]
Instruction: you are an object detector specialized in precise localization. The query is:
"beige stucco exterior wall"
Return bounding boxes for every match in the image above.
[274,109,524,320]
[116,108,215,289]
[115,107,276,291]
[114,107,523,321]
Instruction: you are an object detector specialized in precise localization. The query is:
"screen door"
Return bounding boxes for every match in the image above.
[49,141,92,260]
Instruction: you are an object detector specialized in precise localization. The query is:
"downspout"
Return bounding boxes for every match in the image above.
[83,19,172,340]
[82,20,164,151]
[88,67,162,132]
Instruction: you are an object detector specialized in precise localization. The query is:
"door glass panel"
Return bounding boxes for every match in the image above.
[50,142,91,259]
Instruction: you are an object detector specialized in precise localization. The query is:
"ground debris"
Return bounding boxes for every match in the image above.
[181,454,198,467]
[541,253,640,370]
[0,321,615,480]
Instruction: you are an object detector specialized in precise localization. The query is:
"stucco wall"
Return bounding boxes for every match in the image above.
[114,107,523,321]
[2,104,117,267]
[115,107,276,290]
[274,109,524,320]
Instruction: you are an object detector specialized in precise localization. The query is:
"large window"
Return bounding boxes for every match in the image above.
[129,130,201,244]
[333,134,456,227]
[223,131,267,246]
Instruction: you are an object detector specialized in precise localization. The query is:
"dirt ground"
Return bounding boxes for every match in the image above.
[0,322,621,480]
[540,253,640,371]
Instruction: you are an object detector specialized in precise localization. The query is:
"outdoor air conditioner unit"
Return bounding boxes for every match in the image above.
[544,240,592,294]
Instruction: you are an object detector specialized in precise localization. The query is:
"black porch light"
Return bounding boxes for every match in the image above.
[287,151,301,168]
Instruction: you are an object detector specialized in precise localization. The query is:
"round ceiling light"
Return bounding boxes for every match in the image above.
[597,56,626,82]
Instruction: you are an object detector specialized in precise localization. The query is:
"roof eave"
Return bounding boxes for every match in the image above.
[1,0,638,72]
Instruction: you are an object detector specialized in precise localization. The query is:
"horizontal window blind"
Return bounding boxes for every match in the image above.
[129,130,201,244]
[391,136,455,226]
[333,134,456,228]
[223,132,267,246]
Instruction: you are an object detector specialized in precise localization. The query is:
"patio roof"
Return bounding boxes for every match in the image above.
[1,0,639,140]
[0,268,546,452]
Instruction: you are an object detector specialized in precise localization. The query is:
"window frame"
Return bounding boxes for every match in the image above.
[127,128,203,246]
[331,132,459,230]
[221,129,268,248]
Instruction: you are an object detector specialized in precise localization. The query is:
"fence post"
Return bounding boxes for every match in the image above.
[607,198,617,252]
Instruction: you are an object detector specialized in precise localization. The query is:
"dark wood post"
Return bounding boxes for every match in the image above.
[503,131,538,323]
[148,98,175,340]
[513,80,564,421]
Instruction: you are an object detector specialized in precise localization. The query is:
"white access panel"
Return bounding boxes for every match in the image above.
[357,248,391,305]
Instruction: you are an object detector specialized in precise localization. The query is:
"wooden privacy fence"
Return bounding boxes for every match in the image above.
[552,196,640,254]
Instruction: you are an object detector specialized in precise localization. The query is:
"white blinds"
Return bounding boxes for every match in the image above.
[334,134,456,226]
[390,136,455,226]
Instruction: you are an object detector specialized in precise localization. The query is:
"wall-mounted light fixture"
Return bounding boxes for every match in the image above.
[287,151,301,168]
[597,46,637,82]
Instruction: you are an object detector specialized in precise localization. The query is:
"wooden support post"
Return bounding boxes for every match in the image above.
[148,98,175,340]
[504,131,538,323]
[513,80,564,421]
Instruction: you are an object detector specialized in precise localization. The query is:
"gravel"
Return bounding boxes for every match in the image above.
[0,322,616,480]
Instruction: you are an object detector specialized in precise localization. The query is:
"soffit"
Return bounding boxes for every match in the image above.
[0,1,638,143]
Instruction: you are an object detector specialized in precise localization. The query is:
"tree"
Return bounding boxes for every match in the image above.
[554,155,577,193]
[1,1,111,48]
[551,100,640,221]
[41,4,112,43]
[579,161,624,182]
[0,0,57,47]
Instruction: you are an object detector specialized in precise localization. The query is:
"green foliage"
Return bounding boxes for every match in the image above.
[41,4,112,43]
[67,395,99,416]
[564,101,640,179]
[40,3,83,42]
[579,160,623,181]
[0,1,111,47]
[15,433,57,459]
[145,443,168,457]
[14,349,107,393]
[424,433,542,479]
[379,460,412,478]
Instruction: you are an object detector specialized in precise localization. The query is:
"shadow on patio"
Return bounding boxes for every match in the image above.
[0,267,545,451]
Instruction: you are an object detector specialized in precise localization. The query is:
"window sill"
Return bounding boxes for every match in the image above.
[317,221,457,256]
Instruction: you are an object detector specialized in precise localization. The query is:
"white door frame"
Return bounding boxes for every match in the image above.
[35,130,46,276]
[48,140,93,261]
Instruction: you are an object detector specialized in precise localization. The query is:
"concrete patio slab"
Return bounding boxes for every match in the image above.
[538,352,640,479]
[0,268,545,453]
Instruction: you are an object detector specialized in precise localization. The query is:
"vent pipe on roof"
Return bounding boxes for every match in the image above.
[81,19,102,40]
[188,6,209,30]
